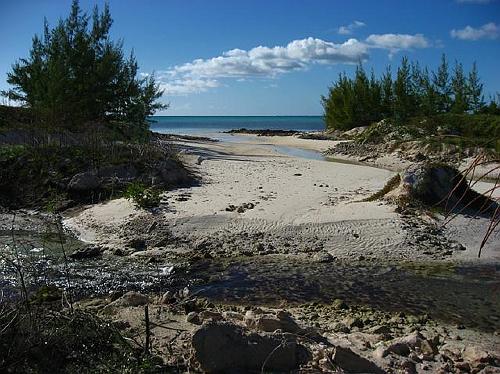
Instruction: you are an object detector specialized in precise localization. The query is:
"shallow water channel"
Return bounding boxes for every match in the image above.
[1,229,499,332]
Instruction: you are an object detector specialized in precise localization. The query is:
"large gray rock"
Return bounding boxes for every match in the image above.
[389,163,497,213]
[400,163,459,205]
[333,346,384,374]
[156,159,192,186]
[68,171,100,191]
[191,322,307,372]
[69,245,103,260]
[98,164,138,187]
[105,291,149,308]
[244,310,301,333]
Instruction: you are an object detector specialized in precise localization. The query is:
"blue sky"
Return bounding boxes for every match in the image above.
[1,0,499,115]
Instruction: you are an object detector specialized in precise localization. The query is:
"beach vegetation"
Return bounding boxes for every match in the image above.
[1,0,166,140]
[321,54,500,135]
[124,181,162,209]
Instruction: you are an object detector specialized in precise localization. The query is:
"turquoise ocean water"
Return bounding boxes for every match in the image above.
[148,116,325,137]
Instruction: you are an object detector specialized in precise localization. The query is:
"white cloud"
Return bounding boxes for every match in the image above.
[338,20,366,35]
[450,22,499,40]
[157,33,430,96]
[159,78,219,95]
[366,33,429,50]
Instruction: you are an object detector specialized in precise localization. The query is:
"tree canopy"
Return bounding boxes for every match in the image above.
[321,54,496,131]
[2,0,166,137]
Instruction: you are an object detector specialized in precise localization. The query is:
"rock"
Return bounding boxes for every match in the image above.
[390,163,498,212]
[455,361,471,372]
[191,322,306,372]
[478,367,500,374]
[98,164,138,187]
[156,159,193,186]
[67,171,100,191]
[198,310,223,322]
[332,298,349,310]
[344,316,364,329]
[342,126,368,139]
[127,238,146,250]
[451,242,466,251]
[187,312,201,325]
[313,251,334,263]
[369,325,392,335]
[243,202,255,209]
[402,359,417,374]
[332,346,384,373]
[245,310,301,333]
[193,237,211,251]
[375,331,424,358]
[463,346,494,367]
[419,339,437,360]
[381,341,410,357]
[225,204,237,212]
[69,245,103,259]
[222,311,244,321]
[160,291,175,304]
[331,322,350,333]
[103,291,149,313]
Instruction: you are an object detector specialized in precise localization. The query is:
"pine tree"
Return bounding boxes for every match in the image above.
[432,54,452,113]
[451,61,468,113]
[2,0,166,137]
[393,56,414,121]
[467,62,484,113]
[380,66,394,119]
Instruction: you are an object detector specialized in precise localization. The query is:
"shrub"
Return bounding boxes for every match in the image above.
[124,182,161,209]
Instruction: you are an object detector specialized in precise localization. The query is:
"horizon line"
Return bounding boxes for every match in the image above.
[150,114,324,117]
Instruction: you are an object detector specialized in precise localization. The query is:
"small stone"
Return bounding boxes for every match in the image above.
[313,251,334,263]
[160,291,174,304]
[402,359,417,374]
[187,311,201,325]
[344,316,364,329]
[332,298,349,310]
[199,310,223,322]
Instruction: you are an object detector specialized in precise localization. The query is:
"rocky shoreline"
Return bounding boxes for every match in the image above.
[1,133,498,373]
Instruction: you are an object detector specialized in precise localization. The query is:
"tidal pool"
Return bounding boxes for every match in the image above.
[1,229,498,332]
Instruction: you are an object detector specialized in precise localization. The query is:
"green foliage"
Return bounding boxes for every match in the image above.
[322,54,496,131]
[0,144,26,161]
[321,63,383,130]
[1,0,166,138]
[124,182,161,209]
[0,305,169,373]
[358,113,500,152]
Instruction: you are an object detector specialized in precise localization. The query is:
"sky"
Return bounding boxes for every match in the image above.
[0,0,499,115]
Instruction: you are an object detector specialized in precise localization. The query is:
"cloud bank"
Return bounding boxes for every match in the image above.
[158,33,430,95]
[451,22,499,40]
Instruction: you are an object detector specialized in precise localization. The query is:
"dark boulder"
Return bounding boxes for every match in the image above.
[67,172,100,191]
[69,245,103,260]
[191,322,308,372]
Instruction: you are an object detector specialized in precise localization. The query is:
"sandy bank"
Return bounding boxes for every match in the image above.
[64,135,499,262]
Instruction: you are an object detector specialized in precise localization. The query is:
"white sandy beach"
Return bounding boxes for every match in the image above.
[64,135,499,262]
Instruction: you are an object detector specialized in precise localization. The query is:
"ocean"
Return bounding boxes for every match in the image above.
[148,116,325,137]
